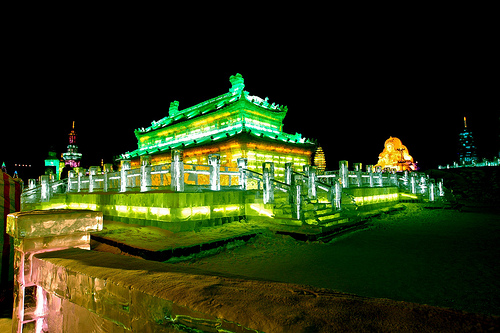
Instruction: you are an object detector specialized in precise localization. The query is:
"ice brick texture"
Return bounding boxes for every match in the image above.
[31,247,499,333]
[6,209,102,332]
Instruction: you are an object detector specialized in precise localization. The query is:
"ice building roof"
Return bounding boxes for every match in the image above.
[120,73,313,160]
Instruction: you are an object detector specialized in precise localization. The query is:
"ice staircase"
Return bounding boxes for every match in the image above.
[267,191,349,229]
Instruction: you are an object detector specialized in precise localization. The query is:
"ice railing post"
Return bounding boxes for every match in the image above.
[120,160,131,193]
[262,162,274,204]
[6,209,103,333]
[40,175,50,202]
[291,173,302,220]
[366,165,374,187]
[237,158,247,190]
[88,166,98,193]
[304,165,317,199]
[339,160,349,188]
[285,162,292,185]
[353,163,362,187]
[103,163,113,192]
[171,149,184,192]
[140,156,152,192]
[209,154,221,191]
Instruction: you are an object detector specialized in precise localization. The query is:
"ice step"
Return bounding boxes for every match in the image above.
[304,215,349,227]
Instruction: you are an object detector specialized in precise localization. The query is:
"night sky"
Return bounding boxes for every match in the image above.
[2,23,499,182]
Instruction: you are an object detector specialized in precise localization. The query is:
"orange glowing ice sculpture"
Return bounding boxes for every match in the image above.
[374,137,417,171]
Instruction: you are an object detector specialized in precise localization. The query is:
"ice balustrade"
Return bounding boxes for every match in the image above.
[22,156,444,208]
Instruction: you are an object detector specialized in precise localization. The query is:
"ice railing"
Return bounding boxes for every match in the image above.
[22,154,444,208]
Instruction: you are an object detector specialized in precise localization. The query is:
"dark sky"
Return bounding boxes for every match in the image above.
[2,21,499,181]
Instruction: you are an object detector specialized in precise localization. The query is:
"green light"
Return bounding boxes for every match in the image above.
[122,73,311,161]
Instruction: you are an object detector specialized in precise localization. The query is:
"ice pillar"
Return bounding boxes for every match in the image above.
[410,174,416,194]
[237,158,247,190]
[170,149,184,192]
[40,175,50,202]
[353,163,362,187]
[339,161,349,188]
[262,162,274,204]
[291,174,302,220]
[438,178,444,197]
[334,179,342,210]
[67,171,75,193]
[6,210,103,333]
[140,157,152,192]
[366,165,374,187]
[285,162,292,185]
[376,166,383,187]
[209,154,221,191]
[304,165,317,199]
[88,166,98,193]
[429,179,436,201]
[120,160,131,193]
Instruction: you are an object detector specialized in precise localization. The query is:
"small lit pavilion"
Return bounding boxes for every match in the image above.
[119,74,316,180]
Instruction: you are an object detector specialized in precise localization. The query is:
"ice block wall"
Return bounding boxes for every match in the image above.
[6,209,102,332]
[22,191,249,232]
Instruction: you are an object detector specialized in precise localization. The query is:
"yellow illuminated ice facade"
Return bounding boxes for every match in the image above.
[120,73,316,181]
[374,137,416,172]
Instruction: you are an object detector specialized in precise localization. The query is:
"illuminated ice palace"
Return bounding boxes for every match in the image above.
[23,73,445,230]
[11,73,450,332]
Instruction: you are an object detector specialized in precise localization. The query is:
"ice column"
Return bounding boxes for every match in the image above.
[285,162,292,185]
[334,179,342,210]
[140,157,152,192]
[438,179,444,197]
[353,163,362,187]
[339,161,349,188]
[410,174,417,194]
[88,166,98,193]
[67,171,74,193]
[170,149,184,192]
[366,165,374,187]
[237,158,247,190]
[262,162,274,204]
[120,160,131,192]
[291,174,302,219]
[77,169,83,193]
[6,209,103,333]
[209,154,221,191]
[304,165,317,199]
[376,166,383,187]
[390,171,398,186]
[40,175,50,202]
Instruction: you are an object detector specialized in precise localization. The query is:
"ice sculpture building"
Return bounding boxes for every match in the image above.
[374,136,417,172]
[119,73,316,180]
[458,117,478,165]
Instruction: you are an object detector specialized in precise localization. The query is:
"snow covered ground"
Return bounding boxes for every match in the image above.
[175,204,500,317]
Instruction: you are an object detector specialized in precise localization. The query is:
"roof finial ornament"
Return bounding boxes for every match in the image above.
[229,73,245,95]
[169,100,180,117]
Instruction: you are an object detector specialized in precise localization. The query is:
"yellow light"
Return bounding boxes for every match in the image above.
[150,207,170,216]
[115,205,128,213]
[250,204,273,217]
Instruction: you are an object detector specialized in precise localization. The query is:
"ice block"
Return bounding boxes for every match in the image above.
[7,209,103,239]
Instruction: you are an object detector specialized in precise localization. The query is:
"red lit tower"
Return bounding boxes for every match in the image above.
[62,121,82,167]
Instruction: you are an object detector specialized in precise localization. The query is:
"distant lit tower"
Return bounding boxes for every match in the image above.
[458,117,477,165]
[62,121,82,167]
[314,146,326,174]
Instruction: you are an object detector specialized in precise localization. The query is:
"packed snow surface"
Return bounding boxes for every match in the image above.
[175,204,500,316]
